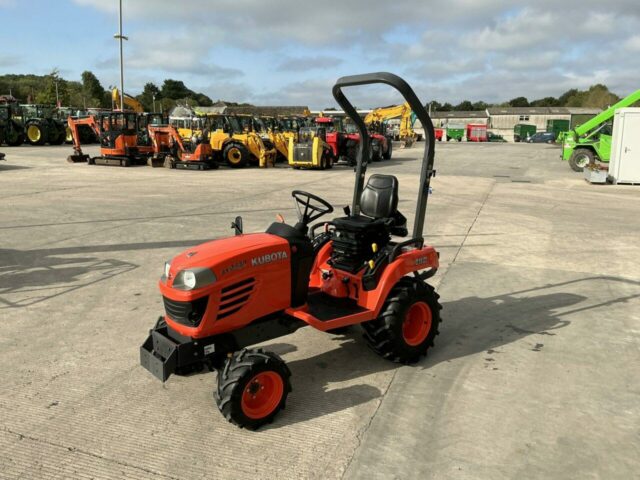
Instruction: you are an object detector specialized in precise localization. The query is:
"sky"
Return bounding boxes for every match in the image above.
[1,0,639,109]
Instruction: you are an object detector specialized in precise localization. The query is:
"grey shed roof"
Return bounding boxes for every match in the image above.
[431,110,488,119]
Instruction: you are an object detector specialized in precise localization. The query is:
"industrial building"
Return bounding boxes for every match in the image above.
[486,107,601,142]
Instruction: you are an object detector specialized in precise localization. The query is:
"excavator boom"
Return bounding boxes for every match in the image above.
[112,88,144,113]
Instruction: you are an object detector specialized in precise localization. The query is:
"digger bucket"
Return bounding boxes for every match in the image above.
[67,154,90,163]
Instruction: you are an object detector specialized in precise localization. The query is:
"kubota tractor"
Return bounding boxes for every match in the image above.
[140,72,441,430]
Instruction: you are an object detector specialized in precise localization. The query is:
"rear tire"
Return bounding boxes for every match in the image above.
[569,148,594,172]
[382,140,392,160]
[26,123,46,145]
[362,277,441,364]
[223,142,249,168]
[215,348,291,430]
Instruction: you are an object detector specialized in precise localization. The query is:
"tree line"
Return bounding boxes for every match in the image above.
[0,70,215,112]
[429,84,620,112]
[0,70,623,112]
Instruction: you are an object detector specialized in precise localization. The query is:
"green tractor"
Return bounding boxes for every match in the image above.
[0,103,25,146]
[19,104,66,145]
[561,88,640,171]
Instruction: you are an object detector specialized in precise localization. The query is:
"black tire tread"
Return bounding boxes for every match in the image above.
[362,277,442,364]
[214,348,291,430]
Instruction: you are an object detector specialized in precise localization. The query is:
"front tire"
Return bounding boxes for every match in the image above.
[362,277,441,364]
[215,348,291,430]
[569,148,594,172]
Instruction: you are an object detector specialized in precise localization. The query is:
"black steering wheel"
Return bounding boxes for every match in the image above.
[291,190,333,225]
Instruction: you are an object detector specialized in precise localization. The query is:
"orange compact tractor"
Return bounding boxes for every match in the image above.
[140,73,441,429]
[148,124,218,170]
[67,111,148,167]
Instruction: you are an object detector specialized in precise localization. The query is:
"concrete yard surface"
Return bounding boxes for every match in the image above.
[0,143,639,479]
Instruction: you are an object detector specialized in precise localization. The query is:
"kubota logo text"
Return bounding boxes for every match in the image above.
[251,251,288,267]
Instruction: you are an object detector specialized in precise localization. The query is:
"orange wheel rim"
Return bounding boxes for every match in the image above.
[402,301,432,346]
[241,371,284,419]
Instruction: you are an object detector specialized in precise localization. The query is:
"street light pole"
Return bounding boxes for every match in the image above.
[113,0,128,111]
[152,93,156,113]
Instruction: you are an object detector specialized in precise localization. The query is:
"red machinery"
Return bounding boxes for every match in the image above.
[466,124,488,142]
[148,124,218,170]
[315,116,362,166]
[140,72,441,429]
[435,128,444,141]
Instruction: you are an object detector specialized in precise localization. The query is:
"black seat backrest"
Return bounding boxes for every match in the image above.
[360,174,399,219]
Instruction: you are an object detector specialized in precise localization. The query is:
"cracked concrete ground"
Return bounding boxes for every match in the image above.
[0,142,638,479]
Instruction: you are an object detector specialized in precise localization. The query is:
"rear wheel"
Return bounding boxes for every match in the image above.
[26,123,46,145]
[569,148,594,172]
[215,348,291,430]
[382,139,392,160]
[223,142,249,168]
[6,129,24,146]
[51,128,65,145]
[362,277,441,364]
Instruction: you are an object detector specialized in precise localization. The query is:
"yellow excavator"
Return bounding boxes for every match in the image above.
[364,102,416,147]
[112,88,144,113]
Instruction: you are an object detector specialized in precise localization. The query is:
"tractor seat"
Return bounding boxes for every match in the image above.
[332,174,408,237]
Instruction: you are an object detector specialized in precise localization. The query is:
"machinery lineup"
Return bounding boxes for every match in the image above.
[2,85,638,175]
[140,72,443,429]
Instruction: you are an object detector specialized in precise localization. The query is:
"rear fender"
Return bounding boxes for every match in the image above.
[358,246,439,315]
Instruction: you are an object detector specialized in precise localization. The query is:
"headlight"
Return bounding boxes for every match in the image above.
[164,261,171,279]
[173,267,217,291]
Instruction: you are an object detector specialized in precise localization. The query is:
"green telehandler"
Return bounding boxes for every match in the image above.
[562,88,640,171]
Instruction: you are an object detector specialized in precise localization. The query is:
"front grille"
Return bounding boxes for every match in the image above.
[217,278,256,320]
[163,295,208,327]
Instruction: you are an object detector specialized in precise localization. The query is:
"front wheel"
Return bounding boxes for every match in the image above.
[215,348,291,430]
[362,277,442,364]
[223,142,250,168]
[569,148,594,172]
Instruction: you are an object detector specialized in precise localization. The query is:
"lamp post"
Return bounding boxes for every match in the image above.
[152,93,156,113]
[113,0,128,111]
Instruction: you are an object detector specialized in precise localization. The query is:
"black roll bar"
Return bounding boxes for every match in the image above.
[331,72,436,241]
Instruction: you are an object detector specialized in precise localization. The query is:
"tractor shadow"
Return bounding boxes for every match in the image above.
[0,239,212,309]
[0,163,30,171]
[262,275,640,428]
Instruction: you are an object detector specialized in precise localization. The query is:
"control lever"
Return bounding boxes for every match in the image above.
[231,216,243,236]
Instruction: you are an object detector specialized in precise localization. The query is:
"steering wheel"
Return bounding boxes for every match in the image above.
[291,190,333,225]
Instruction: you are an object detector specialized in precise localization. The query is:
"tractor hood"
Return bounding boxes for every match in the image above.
[164,232,290,288]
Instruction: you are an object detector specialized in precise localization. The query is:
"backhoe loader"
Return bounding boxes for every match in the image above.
[237,115,289,162]
[180,113,276,168]
[561,88,640,171]
[364,102,416,147]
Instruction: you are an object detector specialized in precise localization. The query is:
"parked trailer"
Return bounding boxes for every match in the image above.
[446,124,465,142]
[514,124,536,142]
[466,124,487,142]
